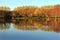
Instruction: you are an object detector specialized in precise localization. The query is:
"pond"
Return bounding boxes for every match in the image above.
[0,20,60,40]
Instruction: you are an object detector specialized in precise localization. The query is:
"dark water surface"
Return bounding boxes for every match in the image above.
[0,20,60,40]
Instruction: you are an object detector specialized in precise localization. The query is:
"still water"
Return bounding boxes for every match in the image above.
[0,20,60,40]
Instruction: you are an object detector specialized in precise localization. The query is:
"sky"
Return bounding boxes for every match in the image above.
[0,0,60,10]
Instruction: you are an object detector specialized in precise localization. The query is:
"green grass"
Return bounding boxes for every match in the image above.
[15,17,60,20]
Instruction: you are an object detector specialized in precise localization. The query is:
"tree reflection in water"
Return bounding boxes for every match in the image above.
[14,19,60,32]
[0,23,10,30]
[0,19,60,32]
[44,19,60,32]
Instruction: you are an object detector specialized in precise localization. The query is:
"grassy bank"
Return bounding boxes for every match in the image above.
[15,17,60,20]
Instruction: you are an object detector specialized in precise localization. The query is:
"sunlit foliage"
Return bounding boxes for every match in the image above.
[13,6,37,17]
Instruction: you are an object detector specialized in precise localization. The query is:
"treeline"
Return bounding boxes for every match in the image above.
[13,5,60,17]
[0,5,60,17]
[0,5,60,22]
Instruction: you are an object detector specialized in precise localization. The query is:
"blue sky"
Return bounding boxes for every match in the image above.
[0,0,60,10]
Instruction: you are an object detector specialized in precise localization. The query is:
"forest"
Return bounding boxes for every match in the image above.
[0,5,60,22]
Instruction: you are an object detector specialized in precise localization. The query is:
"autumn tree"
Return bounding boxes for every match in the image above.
[48,5,60,17]
[0,6,10,11]
[13,6,37,17]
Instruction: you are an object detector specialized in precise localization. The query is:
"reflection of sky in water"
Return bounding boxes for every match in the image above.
[0,23,60,40]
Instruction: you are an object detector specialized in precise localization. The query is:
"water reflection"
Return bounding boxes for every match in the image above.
[14,20,43,31]
[44,19,60,32]
[0,23,10,30]
[0,19,60,32]
[14,20,54,32]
